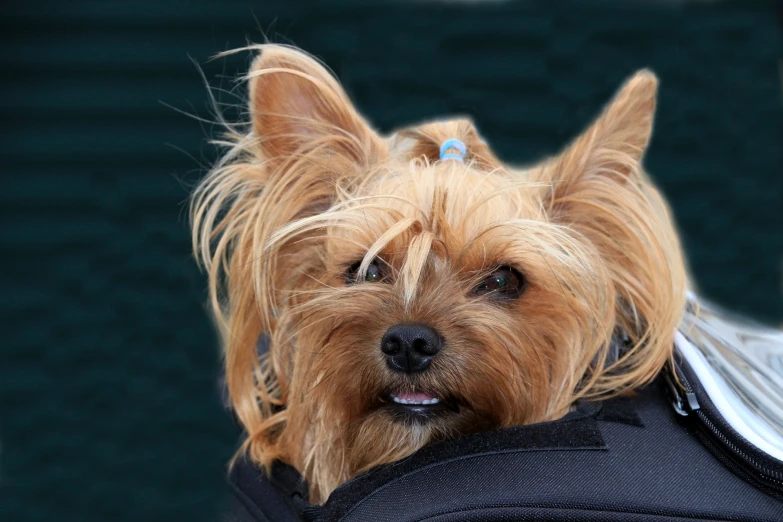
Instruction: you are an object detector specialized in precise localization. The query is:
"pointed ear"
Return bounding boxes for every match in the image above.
[531,69,686,393]
[537,69,658,198]
[247,45,384,170]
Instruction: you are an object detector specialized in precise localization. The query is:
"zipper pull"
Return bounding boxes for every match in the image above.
[664,366,701,417]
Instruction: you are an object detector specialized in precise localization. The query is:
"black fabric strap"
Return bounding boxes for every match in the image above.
[315,401,609,521]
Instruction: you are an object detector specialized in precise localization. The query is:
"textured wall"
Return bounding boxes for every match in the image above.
[2,1,782,521]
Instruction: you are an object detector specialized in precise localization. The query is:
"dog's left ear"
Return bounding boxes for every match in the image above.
[535,70,687,396]
[537,69,657,199]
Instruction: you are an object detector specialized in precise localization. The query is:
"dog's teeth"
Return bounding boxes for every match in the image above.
[391,394,440,405]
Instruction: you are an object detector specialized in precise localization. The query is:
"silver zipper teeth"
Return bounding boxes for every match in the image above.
[675,367,783,484]
[694,409,783,484]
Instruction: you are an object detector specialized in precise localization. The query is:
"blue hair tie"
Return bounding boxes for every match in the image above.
[439,139,467,163]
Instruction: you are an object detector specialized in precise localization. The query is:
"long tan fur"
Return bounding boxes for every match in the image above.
[190,44,687,503]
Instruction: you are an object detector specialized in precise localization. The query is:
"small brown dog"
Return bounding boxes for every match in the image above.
[190,44,687,503]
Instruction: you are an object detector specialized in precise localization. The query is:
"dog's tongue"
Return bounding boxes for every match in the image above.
[396,391,435,402]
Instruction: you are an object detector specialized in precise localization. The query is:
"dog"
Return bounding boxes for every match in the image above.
[190,44,687,503]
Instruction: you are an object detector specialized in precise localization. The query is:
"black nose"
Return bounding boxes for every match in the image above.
[380,324,442,373]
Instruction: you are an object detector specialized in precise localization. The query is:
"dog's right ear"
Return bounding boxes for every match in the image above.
[192,47,389,463]
[248,45,385,172]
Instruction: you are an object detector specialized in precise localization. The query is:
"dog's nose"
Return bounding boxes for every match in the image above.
[380,324,442,373]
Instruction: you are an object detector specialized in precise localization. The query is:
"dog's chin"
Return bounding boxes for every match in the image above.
[377,390,462,424]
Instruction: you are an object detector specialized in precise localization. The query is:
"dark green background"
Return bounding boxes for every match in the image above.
[2,1,782,521]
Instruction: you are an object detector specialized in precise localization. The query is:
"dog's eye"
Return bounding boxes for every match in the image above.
[473,266,525,298]
[346,259,385,285]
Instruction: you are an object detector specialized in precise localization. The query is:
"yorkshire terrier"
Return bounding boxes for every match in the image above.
[190,44,687,503]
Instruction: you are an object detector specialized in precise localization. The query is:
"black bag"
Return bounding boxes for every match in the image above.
[222,297,783,522]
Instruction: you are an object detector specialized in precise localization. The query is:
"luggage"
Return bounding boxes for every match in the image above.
[222,294,783,521]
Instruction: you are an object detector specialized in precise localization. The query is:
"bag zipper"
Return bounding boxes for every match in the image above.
[664,364,783,492]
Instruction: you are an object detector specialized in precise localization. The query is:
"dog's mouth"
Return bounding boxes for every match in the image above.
[381,390,460,421]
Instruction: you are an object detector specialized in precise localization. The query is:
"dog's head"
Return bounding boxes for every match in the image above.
[191,45,687,502]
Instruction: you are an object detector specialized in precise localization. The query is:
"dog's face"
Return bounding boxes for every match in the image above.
[192,45,687,502]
